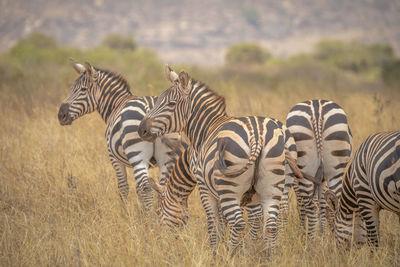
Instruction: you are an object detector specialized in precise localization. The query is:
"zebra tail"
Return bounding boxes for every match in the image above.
[216,136,263,179]
[313,116,325,184]
[286,153,322,185]
[310,116,325,200]
[283,126,322,185]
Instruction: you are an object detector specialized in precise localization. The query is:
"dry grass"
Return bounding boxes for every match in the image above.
[0,83,400,266]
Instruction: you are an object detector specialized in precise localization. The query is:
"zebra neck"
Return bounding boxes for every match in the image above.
[165,188,189,204]
[165,149,196,202]
[95,73,133,124]
[184,84,227,152]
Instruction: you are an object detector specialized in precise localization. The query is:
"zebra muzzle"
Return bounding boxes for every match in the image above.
[58,103,73,125]
[138,117,157,142]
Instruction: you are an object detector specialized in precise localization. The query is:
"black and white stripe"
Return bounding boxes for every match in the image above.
[149,138,264,239]
[139,66,307,258]
[285,99,353,238]
[326,131,400,247]
[58,60,180,210]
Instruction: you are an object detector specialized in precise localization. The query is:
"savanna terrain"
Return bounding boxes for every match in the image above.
[0,33,399,266]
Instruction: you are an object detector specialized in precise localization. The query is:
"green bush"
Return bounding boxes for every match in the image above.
[382,60,400,86]
[7,31,82,66]
[225,43,271,65]
[314,40,396,74]
[101,34,137,51]
[12,31,58,50]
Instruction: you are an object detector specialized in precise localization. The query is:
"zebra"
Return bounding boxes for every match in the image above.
[149,137,264,239]
[58,59,181,210]
[284,100,353,238]
[138,66,310,257]
[326,131,400,248]
[149,120,300,240]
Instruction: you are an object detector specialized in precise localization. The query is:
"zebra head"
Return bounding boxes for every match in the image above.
[148,178,189,227]
[58,59,99,126]
[325,190,367,247]
[138,65,192,142]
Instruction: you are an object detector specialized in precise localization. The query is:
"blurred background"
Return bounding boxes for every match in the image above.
[1,1,400,266]
[1,0,400,65]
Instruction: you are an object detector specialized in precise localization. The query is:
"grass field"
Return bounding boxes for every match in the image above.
[1,75,400,266]
[1,36,400,265]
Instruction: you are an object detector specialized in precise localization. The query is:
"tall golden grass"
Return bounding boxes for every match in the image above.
[1,68,400,266]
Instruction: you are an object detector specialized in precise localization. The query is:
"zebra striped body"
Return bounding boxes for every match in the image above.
[151,136,265,239]
[139,67,307,257]
[326,131,400,247]
[285,100,353,238]
[58,60,180,210]
[151,118,299,242]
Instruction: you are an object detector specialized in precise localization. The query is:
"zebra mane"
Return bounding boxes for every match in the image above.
[96,67,132,93]
[190,78,226,110]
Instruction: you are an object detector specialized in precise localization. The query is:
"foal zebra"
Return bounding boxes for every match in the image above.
[284,100,353,238]
[58,59,180,210]
[326,131,400,247]
[139,66,309,257]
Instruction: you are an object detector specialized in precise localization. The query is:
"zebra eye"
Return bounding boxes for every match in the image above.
[167,102,176,107]
[81,87,87,92]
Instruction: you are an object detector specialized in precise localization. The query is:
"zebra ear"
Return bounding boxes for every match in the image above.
[165,64,179,84]
[325,190,338,211]
[148,177,164,195]
[84,62,99,81]
[70,58,85,74]
[178,70,190,95]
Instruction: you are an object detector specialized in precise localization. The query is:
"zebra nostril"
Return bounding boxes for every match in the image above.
[58,103,71,125]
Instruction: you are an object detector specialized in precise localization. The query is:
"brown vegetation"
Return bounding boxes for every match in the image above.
[0,35,399,266]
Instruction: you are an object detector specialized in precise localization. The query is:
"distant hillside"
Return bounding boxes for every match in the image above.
[1,0,400,65]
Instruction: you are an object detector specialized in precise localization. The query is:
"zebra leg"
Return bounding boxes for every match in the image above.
[217,203,228,241]
[219,199,246,256]
[198,185,220,253]
[258,196,281,259]
[281,171,295,228]
[304,197,318,240]
[359,205,380,248]
[319,200,327,233]
[110,158,129,201]
[319,185,328,233]
[245,204,263,240]
[326,206,335,232]
[297,179,318,239]
[133,163,153,211]
[293,181,307,230]
[353,211,367,245]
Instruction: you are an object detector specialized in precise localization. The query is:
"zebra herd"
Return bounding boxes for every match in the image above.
[58,60,400,259]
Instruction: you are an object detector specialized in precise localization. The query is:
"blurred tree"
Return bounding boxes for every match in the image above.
[8,31,68,65]
[382,60,400,86]
[11,31,58,51]
[314,40,396,73]
[101,34,137,51]
[225,43,271,65]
